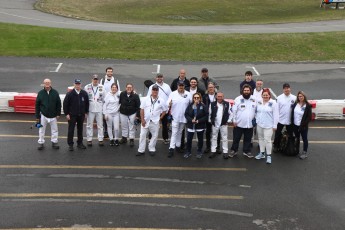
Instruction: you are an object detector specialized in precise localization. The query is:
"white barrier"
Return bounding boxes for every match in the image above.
[313,99,345,119]
[0,92,18,112]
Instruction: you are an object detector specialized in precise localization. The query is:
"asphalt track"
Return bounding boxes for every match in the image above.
[1,0,345,34]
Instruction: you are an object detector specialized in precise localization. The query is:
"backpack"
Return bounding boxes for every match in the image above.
[279,131,299,156]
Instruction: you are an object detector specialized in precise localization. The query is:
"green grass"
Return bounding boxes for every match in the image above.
[35,0,345,25]
[1,23,344,62]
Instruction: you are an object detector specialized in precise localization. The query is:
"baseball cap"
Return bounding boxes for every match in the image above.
[74,79,81,84]
[177,80,185,86]
[156,73,163,78]
[201,67,208,72]
[152,84,159,90]
[92,74,98,80]
[283,83,290,88]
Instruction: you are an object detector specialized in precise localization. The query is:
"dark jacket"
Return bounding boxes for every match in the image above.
[198,76,218,94]
[170,77,190,92]
[63,89,89,116]
[185,86,205,97]
[202,93,217,110]
[184,102,208,130]
[35,87,61,119]
[291,102,312,130]
[119,91,141,116]
[240,80,256,94]
[210,100,231,126]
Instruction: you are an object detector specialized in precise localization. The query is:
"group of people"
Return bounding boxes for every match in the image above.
[35,67,312,162]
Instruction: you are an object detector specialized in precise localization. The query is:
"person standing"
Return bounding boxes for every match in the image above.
[137,85,167,156]
[252,79,264,103]
[184,92,208,159]
[291,91,312,160]
[198,67,218,94]
[170,69,190,92]
[63,79,89,151]
[230,84,257,158]
[185,77,205,97]
[35,78,61,150]
[103,83,121,146]
[240,71,256,94]
[85,74,105,146]
[273,83,297,152]
[100,67,120,138]
[167,80,192,157]
[254,88,279,164]
[119,83,141,147]
[208,92,233,159]
[147,73,172,144]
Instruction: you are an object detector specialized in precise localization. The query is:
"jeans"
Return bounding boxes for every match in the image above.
[231,126,253,153]
[67,114,85,146]
[293,125,309,152]
[186,130,204,154]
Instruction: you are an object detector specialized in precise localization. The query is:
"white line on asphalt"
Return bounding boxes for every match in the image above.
[49,63,63,72]
[246,66,260,76]
[152,64,160,74]
[340,67,345,69]
[2,198,253,218]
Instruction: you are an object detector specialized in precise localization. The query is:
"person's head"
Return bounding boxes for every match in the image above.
[207,82,215,95]
[193,92,202,104]
[151,84,159,97]
[296,91,308,104]
[177,80,185,92]
[126,83,134,94]
[110,83,118,93]
[201,67,209,79]
[283,83,291,96]
[156,73,164,84]
[216,91,224,103]
[245,71,253,82]
[241,84,252,99]
[190,77,198,89]
[74,79,82,90]
[92,74,99,85]
[179,69,186,80]
[261,88,271,102]
[106,67,113,78]
[43,78,51,90]
[256,79,263,91]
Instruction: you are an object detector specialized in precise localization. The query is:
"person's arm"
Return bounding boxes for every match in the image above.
[273,101,279,130]
[184,105,193,123]
[63,92,70,120]
[35,92,41,120]
[55,91,61,117]
[197,104,208,123]
[140,108,146,127]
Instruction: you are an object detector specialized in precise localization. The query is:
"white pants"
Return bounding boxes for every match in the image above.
[169,120,185,149]
[138,122,160,152]
[211,125,228,153]
[86,111,104,141]
[38,114,58,144]
[105,113,120,140]
[120,113,136,139]
[257,125,273,155]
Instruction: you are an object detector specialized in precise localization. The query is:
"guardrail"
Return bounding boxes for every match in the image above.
[1,91,345,120]
[320,0,345,9]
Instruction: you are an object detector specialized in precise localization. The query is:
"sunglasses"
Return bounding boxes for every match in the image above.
[194,97,200,99]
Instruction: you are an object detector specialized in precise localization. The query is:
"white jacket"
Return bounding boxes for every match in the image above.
[84,83,106,113]
[103,91,121,114]
[232,95,256,128]
[255,99,279,129]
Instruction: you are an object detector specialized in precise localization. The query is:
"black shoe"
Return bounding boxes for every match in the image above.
[52,142,59,149]
[114,140,119,146]
[209,152,216,159]
[204,148,210,154]
[136,151,145,156]
[37,144,44,150]
[99,141,104,146]
[104,132,109,139]
[87,141,92,147]
[216,148,222,154]
[223,153,229,159]
[168,148,174,158]
[119,137,127,144]
[176,147,184,153]
[68,145,74,151]
[109,140,115,146]
[77,143,86,149]
[149,151,155,156]
[130,139,134,147]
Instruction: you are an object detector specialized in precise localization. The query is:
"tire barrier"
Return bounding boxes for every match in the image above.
[1,92,344,120]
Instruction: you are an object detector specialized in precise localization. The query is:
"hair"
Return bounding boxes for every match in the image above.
[190,77,198,82]
[207,82,215,88]
[256,78,263,82]
[245,71,253,76]
[126,83,133,88]
[241,84,252,94]
[106,67,113,72]
[111,83,118,89]
[296,91,309,104]
[261,88,271,98]
[193,92,202,100]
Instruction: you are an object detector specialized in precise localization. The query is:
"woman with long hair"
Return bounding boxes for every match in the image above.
[255,88,279,164]
[291,91,312,159]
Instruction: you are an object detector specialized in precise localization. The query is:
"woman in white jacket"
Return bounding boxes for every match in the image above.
[255,88,279,164]
[103,83,121,146]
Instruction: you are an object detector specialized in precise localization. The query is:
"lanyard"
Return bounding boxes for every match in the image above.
[91,86,98,101]
[150,97,158,114]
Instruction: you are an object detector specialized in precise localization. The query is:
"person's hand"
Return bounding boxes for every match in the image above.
[56,116,60,120]
[169,100,172,107]
[273,128,277,131]
[141,120,146,127]
[85,113,88,119]
[66,114,70,121]
[36,118,40,123]
[104,115,108,121]
[233,122,237,128]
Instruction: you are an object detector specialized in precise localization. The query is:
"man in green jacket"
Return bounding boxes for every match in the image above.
[35,78,61,150]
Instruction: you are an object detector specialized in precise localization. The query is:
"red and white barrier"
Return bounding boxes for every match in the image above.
[313,99,345,120]
[0,92,18,112]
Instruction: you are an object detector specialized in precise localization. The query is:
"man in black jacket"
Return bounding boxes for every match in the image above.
[63,79,89,151]
[170,69,190,92]
[35,78,61,150]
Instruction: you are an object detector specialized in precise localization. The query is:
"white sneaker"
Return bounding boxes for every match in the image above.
[266,156,272,164]
[255,152,265,160]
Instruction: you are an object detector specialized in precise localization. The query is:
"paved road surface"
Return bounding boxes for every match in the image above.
[1,0,345,33]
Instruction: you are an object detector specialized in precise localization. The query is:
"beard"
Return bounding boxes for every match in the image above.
[243,93,250,99]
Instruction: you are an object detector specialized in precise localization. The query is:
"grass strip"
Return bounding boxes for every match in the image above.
[1,23,344,62]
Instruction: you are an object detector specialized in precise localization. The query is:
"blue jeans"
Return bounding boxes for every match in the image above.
[231,127,253,153]
[186,130,204,154]
[293,125,309,152]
